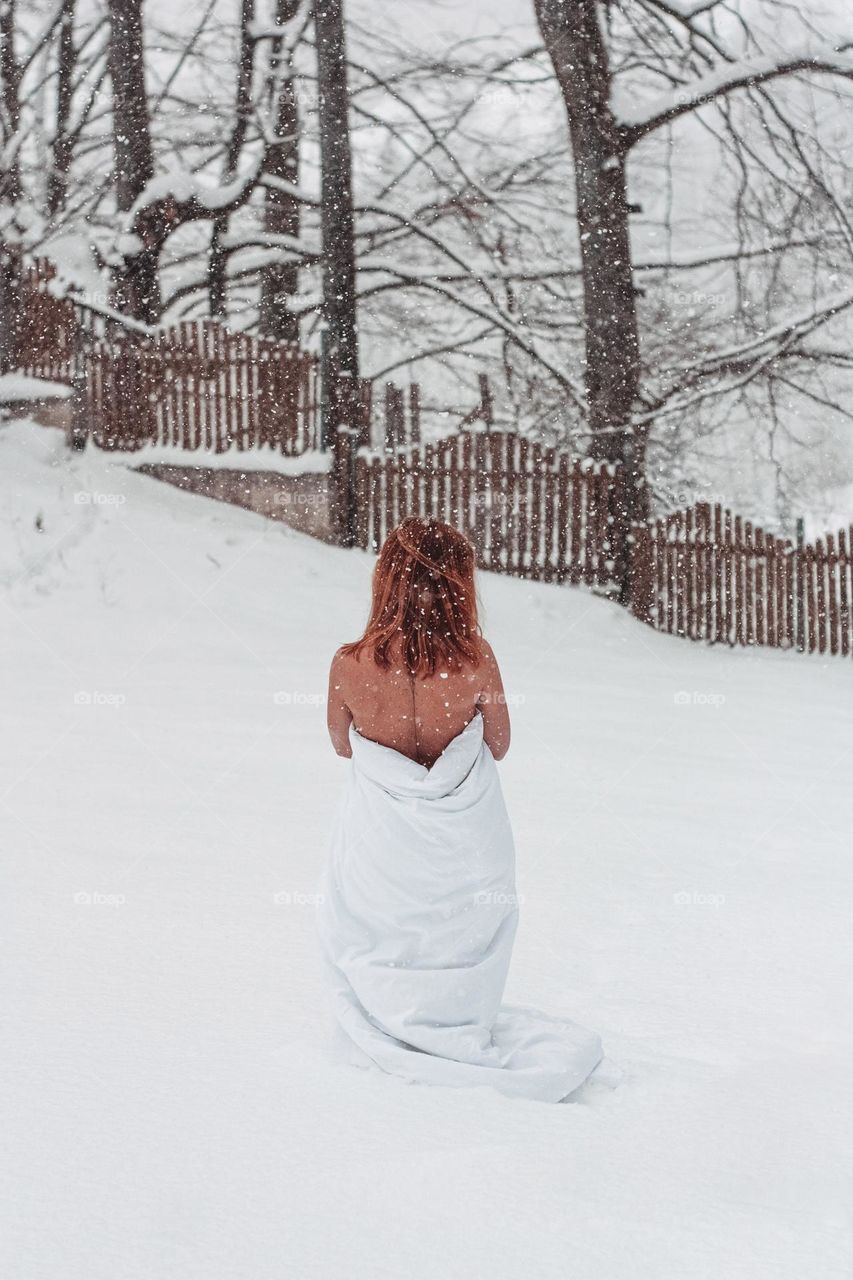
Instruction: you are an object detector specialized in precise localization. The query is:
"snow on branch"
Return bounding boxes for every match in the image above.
[256,174,319,207]
[642,0,723,20]
[128,165,262,223]
[115,159,269,270]
[616,44,853,142]
[220,230,319,260]
[626,287,853,433]
[681,287,853,376]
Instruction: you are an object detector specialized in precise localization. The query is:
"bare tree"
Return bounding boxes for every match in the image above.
[46,0,77,218]
[107,0,284,324]
[107,0,158,319]
[0,0,21,204]
[534,0,642,517]
[314,0,360,544]
[209,0,256,319]
[314,0,358,382]
[0,0,22,372]
[534,0,853,535]
[258,0,303,341]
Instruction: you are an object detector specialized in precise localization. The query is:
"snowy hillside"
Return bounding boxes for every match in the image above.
[2,419,852,1280]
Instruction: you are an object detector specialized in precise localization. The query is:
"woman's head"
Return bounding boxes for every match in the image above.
[342,517,482,676]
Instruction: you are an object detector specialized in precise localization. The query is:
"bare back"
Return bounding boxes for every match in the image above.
[327,637,511,767]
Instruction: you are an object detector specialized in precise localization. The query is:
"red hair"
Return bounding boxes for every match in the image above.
[342,517,483,677]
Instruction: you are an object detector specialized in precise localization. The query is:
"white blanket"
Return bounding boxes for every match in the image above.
[316,710,604,1102]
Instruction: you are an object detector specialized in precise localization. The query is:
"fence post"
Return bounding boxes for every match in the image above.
[479,373,493,429]
[608,463,629,599]
[795,517,806,653]
[356,377,372,449]
[325,363,358,542]
[384,383,394,452]
[319,326,333,451]
[0,241,22,375]
[66,317,89,451]
[628,523,654,624]
[409,383,421,446]
[384,382,405,452]
[331,423,360,547]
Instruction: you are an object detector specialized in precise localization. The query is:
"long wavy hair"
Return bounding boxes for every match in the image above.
[341,517,483,677]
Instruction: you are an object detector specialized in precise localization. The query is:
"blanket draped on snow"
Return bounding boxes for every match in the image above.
[316,710,603,1102]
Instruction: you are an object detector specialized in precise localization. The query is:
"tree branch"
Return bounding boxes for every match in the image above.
[619,45,853,144]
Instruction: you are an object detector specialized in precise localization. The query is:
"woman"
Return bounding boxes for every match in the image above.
[317,516,604,1102]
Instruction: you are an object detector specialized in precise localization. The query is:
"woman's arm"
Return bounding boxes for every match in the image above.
[477,640,511,760]
[327,650,353,757]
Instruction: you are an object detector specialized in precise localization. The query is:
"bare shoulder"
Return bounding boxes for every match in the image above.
[475,637,505,693]
[330,643,376,692]
[478,637,500,669]
[329,645,355,687]
[474,636,510,758]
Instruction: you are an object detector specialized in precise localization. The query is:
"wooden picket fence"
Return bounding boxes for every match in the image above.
[12,254,490,454]
[354,431,627,583]
[630,504,853,656]
[16,258,322,454]
[87,325,322,454]
[356,436,853,658]
[14,258,84,385]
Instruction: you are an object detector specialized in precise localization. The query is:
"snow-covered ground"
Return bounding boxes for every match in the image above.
[2,419,852,1280]
[110,441,332,476]
[0,373,72,403]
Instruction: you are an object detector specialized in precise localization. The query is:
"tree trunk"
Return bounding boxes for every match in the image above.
[0,3,22,374]
[259,0,301,343]
[209,0,256,320]
[314,0,359,545]
[534,0,647,535]
[0,241,21,374]
[108,0,160,322]
[314,0,358,379]
[47,0,77,218]
[0,0,22,205]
